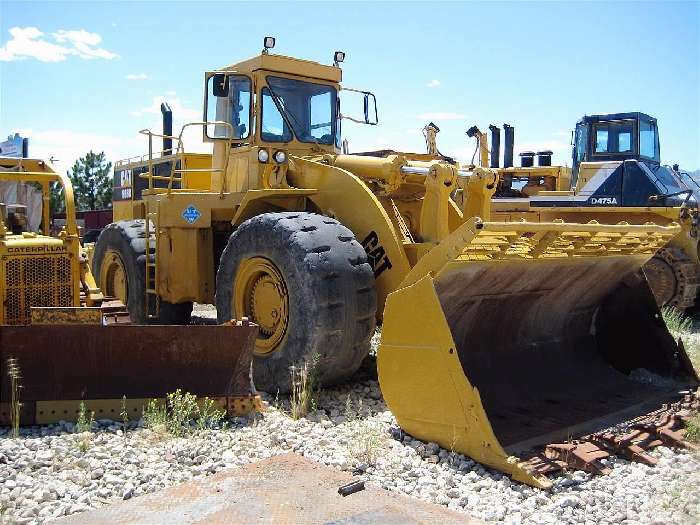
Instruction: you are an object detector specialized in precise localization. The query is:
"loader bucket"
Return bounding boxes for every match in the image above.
[0,321,260,425]
[378,219,696,488]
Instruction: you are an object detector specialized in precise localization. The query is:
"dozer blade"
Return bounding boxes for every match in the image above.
[0,321,260,425]
[378,218,697,488]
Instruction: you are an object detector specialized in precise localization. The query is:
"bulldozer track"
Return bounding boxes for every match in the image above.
[521,388,700,478]
[644,247,700,310]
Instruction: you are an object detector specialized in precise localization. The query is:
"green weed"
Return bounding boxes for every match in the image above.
[345,395,385,466]
[662,306,693,334]
[75,401,94,433]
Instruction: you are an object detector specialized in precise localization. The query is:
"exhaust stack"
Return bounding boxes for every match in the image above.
[161,102,173,155]
[503,124,514,168]
[489,125,500,168]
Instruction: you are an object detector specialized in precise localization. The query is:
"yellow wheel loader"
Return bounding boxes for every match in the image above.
[459,114,700,310]
[0,157,259,425]
[96,39,696,487]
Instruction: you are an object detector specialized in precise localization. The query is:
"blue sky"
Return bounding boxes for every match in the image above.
[1,1,698,174]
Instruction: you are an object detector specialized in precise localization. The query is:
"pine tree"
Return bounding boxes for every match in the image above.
[65,151,113,211]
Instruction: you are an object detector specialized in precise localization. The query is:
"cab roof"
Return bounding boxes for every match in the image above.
[220,53,342,83]
[578,112,657,125]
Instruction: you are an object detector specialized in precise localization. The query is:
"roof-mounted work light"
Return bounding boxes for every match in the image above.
[333,51,345,67]
[263,36,276,54]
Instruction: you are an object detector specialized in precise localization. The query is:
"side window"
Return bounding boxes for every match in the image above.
[618,131,631,152]
[575,124,587,162]
[640,120,657,159]
[261,88,292,142]
[206,75,251,139]
[595,129,608,153]
[310,91,332,141]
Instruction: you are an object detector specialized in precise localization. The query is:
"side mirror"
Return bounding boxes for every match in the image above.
[363,93,378,125]
[212,73,229,97]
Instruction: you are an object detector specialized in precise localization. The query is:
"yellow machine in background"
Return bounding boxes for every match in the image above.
[0,157,260,426]
[0,157,104,324]
[454,116,700,310]
[95,39,695,487]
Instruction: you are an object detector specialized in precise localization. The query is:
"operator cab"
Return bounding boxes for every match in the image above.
[532,112,695,209]
[572,112,660,183]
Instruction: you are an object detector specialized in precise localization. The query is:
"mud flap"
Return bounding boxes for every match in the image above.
[0,322,259,425]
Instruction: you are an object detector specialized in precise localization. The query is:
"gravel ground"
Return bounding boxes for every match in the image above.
[1,378,698,525]
[1,306,698,524]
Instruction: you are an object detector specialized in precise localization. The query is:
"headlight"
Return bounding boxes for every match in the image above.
[258,149,269,163]
[273,150,287,164]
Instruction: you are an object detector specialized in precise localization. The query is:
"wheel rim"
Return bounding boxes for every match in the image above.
[233,256,289,356]
[100,249,128,304]
[644,256,676,306]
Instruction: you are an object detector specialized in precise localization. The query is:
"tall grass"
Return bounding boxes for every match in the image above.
[661,306,700,372]
[6,358,22,438]
[345,396,385,466]
[289,354,320,420]
[661,306,693,334]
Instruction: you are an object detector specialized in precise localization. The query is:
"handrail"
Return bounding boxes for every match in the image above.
[137,121,234,195]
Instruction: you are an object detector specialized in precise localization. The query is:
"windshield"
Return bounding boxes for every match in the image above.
[648,164,687,194]
[262,76,337,145]
[593,120,635,155]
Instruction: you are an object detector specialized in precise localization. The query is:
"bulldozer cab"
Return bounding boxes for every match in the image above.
[571,112,660,186]
[544,112,697,209]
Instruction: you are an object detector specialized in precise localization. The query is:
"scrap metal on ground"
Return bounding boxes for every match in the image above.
[521,388,700,478]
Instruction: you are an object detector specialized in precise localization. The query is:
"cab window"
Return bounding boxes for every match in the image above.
[640,119,658,159]
[206,75,252,140]
[261,88,293,142]
[262,76,337,145]
[593,120,635,155]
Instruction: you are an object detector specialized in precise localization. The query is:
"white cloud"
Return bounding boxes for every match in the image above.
[134,93,201,121]
[0,26,117,62]
[416,112,466,121]
[126,73,149,80]
[426,79,441,88]
[17,128,140,174]
[130,93,210,156]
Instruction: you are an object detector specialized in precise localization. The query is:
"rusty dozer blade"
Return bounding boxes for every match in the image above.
[0,320,260,425]
[378,218,697,488]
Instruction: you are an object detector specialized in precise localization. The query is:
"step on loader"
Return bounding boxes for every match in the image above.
[96,38,696,487]
[0,157,259,425]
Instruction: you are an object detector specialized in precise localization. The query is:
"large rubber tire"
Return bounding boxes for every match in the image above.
[92,220,193,325]
[216,212,377,393]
